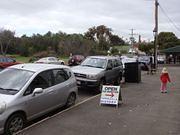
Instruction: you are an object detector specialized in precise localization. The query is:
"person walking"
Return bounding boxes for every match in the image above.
[160,67,171,93]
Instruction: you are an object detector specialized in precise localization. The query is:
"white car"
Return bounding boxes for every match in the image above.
[35,57,65,65]
[120,56,137,69]
[157,55,165,64]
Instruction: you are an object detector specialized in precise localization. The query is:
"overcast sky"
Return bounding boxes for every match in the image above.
[0,0,180,41]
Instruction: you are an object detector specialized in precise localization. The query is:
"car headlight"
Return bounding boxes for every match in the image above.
[0,102,6,114]
[87,75,97,79]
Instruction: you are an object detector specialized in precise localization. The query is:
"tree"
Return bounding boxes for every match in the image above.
[138,42,154,54]
[0,29,15,56]
[84,25,112,50]
[109,35,125,46]
[158,32,178,49]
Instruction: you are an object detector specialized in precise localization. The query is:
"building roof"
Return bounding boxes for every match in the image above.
[161,46,180,53]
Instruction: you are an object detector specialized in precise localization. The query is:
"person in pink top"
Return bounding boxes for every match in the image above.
[160,67,171,93]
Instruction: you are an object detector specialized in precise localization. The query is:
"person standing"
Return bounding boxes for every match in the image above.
[160,67,171,93]
[147,56,153,74]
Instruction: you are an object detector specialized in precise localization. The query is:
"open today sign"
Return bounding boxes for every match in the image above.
[100,85,120,106]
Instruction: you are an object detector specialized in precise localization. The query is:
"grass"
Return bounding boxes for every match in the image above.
[8,54,30,63]
[8,54,69,64]
[114,45,130,51]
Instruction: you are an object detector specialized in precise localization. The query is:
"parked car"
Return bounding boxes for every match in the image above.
[0,56,21,70]
[71,56,123,92]
[35,57,65,65]
[138,56,150,71]
[120,55,137,69]
[0,63,78,134]
[68,55,85,66]
[157,55,166,64]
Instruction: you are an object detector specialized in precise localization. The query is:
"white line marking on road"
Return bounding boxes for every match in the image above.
[17,94,101,134]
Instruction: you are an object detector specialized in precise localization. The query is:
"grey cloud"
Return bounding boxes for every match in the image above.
[0,0,179,39]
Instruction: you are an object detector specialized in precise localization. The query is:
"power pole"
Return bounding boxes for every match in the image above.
[153,0,159,70]
[129,29,138,46]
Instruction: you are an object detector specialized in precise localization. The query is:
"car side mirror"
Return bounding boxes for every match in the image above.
[33,88,43,96]
[106,66,112,70]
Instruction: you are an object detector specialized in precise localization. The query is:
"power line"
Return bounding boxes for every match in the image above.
[159,3,180,33]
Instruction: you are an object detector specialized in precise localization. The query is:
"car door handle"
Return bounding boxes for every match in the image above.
[66,83,71,87]
[48,89,54,94]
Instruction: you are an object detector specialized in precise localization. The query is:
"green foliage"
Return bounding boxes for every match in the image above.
[0,29,15,55]
[1,28,180,58]
[111,47,119,55]
[109,35,125,46]
[158,32,179,49]
[138,42,154,54]
[84,25,125,51]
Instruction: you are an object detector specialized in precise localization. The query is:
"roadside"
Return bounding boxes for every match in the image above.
[20,66,180,135]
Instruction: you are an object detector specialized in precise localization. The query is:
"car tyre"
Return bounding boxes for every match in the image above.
[0,67,3,72]
[66,93,76,108]
[5,113,26,135]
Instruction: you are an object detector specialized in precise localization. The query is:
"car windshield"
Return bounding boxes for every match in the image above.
[0,68,34,95]
[81,58,107,69]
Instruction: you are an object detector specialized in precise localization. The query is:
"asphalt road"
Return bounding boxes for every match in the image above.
[19,66,180,135]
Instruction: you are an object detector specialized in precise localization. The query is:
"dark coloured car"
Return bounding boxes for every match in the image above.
[0,56,21,70]
[68,55,85,66]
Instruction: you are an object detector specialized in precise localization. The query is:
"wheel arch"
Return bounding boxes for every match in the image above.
[5,110,27,125]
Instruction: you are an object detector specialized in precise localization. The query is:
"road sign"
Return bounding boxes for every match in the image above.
[100,85,120,106]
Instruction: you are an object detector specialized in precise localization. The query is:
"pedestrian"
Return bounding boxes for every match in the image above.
[147,56,153,74]
[160,67,171,93]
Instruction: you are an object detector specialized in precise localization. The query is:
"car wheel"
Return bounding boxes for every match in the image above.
[0,67,4,71]
[5,113,26,135]
[66,93,76,107]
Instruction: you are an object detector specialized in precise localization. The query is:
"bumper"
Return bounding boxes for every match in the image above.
[76,78,99,88]
[0,116,6,134]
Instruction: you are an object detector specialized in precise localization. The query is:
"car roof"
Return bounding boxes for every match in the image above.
[39,57,57,59]
[9,63,70,72]
[88,56,119,60]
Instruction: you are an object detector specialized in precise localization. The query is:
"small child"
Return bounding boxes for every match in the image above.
[160,67,171,93]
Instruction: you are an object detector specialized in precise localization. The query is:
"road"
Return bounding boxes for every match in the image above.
[19,66,180,135]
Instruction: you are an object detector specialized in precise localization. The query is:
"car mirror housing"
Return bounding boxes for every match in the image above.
[33,88,43,96]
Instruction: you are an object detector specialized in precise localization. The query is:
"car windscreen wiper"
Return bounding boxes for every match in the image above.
[81,65,94,67]
[4,88,19,92]
[0,87,6,91]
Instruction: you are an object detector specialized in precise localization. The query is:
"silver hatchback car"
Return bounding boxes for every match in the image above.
[0,64,78,134]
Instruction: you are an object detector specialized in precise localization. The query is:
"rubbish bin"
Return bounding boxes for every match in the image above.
[124,62,141,83]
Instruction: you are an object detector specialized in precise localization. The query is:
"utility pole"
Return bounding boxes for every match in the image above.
[129,29,137,46]
[129,29,138,54]
[153,0,159,70]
